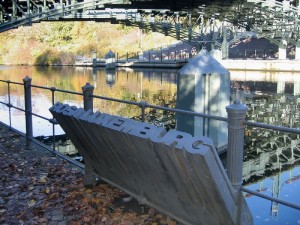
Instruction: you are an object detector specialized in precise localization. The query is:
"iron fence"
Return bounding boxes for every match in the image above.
[0,76,300,212]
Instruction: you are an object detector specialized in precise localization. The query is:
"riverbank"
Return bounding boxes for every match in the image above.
[75,58,300,72]
[0,124,178,225]
[2,58,300,72]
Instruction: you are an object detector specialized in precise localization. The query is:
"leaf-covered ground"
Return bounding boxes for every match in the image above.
[0,125,179,225]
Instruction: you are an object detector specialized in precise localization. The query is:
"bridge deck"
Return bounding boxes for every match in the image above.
[1,0,300,47]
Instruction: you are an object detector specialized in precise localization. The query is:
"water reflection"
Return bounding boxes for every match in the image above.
[105,69,116,87]
[229,70,300,224]
[245,167,300,224]
[0,65,300,224]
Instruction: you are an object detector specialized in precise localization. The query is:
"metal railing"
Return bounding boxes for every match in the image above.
[77,49,193,65]
[0,76,300,212]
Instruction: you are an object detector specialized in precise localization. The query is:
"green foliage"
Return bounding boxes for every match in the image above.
[0,21,176,65]
[43,22,74,46]
[35,50,61,65]
[116,24,134,33]
[76,42,97,55]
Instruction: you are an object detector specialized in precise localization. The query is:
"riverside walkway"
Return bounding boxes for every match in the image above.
[0,123,178,225]
[76,52,300,71]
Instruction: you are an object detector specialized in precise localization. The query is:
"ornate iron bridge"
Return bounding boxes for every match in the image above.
[1,0,300,58]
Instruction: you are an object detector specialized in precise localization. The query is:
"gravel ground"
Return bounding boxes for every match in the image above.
[0,124,179,225]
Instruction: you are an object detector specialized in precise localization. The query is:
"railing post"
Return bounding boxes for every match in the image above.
[82,82,94,111]
[82,82,97,187]
[50,87,57,153]
[23,76,33,149]
[226,100,248,225]
[226,100,248,189]
[139,101,147,122]
[7,81,12,128]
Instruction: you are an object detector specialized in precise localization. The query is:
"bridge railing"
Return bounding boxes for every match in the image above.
[0,0,116,32]
[115,50,191,62]
[81,47,194,64]
[0,77,300,212]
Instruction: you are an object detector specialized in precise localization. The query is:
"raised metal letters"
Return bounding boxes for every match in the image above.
[49,103,252,225]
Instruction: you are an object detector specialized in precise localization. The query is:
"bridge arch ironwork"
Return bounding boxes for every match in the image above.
[1,0,300,58]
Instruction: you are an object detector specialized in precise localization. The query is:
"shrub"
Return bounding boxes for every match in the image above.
[35,49,61,65]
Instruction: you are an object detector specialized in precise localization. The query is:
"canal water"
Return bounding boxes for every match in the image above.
[0,65,299,225]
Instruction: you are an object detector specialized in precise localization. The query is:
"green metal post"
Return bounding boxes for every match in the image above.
[0,9,3,23]
[27,0,32,25]
[60,0,64,15]
[12,1,17,19]
[72,0,76,15]
[222,25,228,59]
[188,12,192,42]
[43,0,47,11]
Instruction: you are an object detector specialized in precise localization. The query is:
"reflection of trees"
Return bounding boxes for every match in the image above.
[132,93,177,130]
[92,69,177,117]
[94,88,177,121]
[3,67,300,186]
[0,66,178,120]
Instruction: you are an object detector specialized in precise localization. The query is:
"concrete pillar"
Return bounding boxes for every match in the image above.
[277,81,285,94]
[278,39,287,60]
[176,50,230,153]
[295,40,300,60]
[294,82,300,95]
